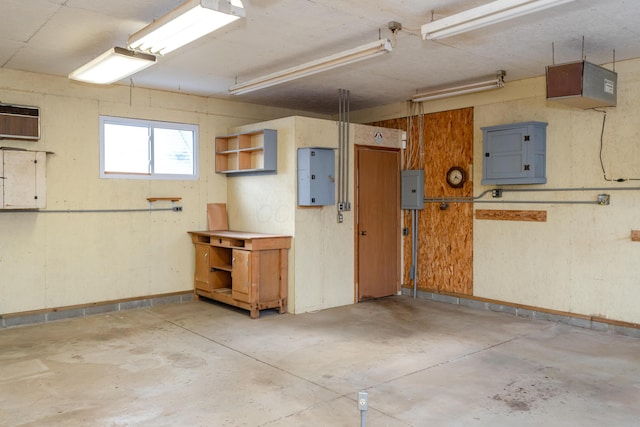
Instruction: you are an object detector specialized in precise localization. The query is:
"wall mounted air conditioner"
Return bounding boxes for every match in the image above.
[0,104,40,140]
[546,61,617,109]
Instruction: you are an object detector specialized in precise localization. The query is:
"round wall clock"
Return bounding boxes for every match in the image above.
[446,166,466,188]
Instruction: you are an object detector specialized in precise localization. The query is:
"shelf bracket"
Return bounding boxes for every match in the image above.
[147,197,182,209]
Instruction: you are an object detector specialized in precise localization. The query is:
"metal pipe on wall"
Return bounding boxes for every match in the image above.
[337,89,351,222]
[0,207,182,213]
[338,89,341,205]
[345,90,350,209]
[423,186,640,206]
[411,209,418,298]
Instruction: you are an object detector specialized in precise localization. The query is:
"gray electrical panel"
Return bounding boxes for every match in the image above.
[481,121,547,185]
[401,170,424,210]
[297,147,335,206]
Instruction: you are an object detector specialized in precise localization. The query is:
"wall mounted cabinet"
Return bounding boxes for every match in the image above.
[481,121,548,185]
[0,149,46,209]
[215,129,277,175]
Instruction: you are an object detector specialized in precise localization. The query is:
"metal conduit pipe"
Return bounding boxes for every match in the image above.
[345,90,350,208]
[0,207,181,213]
[498,186,640,193]
[338,91,342,206]
[423,186,640,205]
[337,88,351,222]
[411,209,418,299]
[427,199,603,205]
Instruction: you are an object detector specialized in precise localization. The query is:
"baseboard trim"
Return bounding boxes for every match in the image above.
[0,291,195,329]
[402,288,640,339]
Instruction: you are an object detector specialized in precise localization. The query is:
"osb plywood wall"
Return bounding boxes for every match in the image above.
[368,107,473,295]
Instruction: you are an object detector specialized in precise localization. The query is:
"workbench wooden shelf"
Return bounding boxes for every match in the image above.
[188,230,291,318]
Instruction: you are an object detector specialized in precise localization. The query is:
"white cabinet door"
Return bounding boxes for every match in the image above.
[2,150,46,209]
[0,153,3,208]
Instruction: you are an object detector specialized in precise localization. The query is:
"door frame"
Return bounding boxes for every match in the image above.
[354,144,401,302]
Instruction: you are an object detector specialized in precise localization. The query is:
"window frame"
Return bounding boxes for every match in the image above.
[99,115,199,180]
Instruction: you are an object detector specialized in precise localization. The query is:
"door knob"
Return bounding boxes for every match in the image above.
[360,231,368,236]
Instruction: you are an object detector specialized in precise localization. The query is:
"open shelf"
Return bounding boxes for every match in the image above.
[215,129,277,175]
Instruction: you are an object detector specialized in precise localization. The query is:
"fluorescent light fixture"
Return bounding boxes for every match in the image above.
[421,0,576,40]
[412,71,506,102]
[229,39,393,95]
[128,0,245,55]
[68,47,156,84]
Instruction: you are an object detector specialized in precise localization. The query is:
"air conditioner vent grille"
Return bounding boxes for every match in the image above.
[0,104,40,140]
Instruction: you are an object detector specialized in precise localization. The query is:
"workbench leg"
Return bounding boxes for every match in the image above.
[250,305,259,319]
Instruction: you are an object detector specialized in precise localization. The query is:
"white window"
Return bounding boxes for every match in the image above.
[99,116,198,180]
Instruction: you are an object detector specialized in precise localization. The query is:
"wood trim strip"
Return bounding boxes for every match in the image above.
[0,290,192,319]
[475,209,547,222]
[403,287,640,330]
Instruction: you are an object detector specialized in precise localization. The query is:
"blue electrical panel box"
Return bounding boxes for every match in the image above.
[481,121,547,185]
[297,147,335,206]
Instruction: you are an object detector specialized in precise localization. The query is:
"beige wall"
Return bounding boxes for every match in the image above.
[0,69,325,315]
[355,58,640,325]
[7,55,639,325]
[228,117,402,314]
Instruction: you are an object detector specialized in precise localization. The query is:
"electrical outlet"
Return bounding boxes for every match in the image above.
[597,194,610,205]
[358,391,368,411]
[172,206,183,212]
[337,212,343,223]
[492,189,503,198]
[402,227,409,236]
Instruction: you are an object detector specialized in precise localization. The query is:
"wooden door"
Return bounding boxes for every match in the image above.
[356,146,400,301]
[368,108,474,295]
[232,249,251,302]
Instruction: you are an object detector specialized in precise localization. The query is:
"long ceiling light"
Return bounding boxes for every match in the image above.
[421,0,576,40]
[128,0,245,55]
[412,71,506,102]
[229,39,393,95]
[68,47,156,84]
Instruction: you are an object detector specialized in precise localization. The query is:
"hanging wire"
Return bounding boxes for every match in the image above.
[595,109,612,181]
[595,107,640,182]
[417,101,425,167]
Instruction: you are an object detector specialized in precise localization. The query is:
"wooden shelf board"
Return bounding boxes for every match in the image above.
[218,168,270,174]
[217,147,263,154]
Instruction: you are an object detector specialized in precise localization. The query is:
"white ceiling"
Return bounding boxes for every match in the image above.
[1,0,638,115]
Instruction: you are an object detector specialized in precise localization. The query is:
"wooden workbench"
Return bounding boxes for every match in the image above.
[188,230,291,318]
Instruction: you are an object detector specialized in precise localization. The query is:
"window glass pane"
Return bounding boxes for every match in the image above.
[100,116,197,180]
[153,128,194,175]
[104,123,150,174]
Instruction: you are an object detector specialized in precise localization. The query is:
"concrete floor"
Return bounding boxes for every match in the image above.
[1,296,640,426]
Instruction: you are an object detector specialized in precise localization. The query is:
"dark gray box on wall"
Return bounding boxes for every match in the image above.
[401,169,424,210]
[297,147,335,206]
